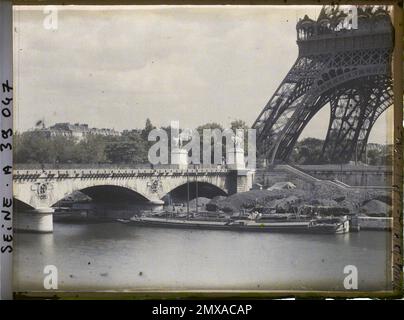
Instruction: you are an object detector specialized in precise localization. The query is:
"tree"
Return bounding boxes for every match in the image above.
[105,140,147,164]
[196,123,224,165]
[230,119,249,132]
[290,138,324,164]
[367,149,381,165]
[14,131,54,164]
[50,135,77,164]
[74,135,108,163]
[141,118,156,143]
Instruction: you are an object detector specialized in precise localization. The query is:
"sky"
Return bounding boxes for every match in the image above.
[13,5,393,144]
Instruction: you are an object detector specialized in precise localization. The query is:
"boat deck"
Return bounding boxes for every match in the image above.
[127,216,341,233]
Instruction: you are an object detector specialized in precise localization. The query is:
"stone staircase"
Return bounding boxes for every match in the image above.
[255,164,391,191]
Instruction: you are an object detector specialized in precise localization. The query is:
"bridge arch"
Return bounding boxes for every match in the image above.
[76,185,150,203]
[162,181,228,203]
[48,182,154,208]
[13,177,155,210]
[13,197,35,211]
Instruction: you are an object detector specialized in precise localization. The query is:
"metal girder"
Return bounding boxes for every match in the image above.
[253,6,393,165]
[320,76,393,163]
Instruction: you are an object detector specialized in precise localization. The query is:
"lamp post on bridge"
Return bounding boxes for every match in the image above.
[186,167,190,217]
[195,165,198,215]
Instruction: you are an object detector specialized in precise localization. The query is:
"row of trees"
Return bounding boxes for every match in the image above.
[14,119,390,165]
[14,119,250,165]
[290,138,392,165]
[14,131,148,165]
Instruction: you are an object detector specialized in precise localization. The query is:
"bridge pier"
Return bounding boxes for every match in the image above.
[14,207,54,233]
[147,199,165,212]
[228,169,254,194]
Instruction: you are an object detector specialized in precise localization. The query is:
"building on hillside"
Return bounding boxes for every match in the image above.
[37,122,121,141]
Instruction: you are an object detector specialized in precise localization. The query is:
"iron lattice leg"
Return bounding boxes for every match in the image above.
[252,6,393,165]
[321,77,393,163]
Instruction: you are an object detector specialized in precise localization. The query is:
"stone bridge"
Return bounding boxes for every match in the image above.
[13,167,254,232]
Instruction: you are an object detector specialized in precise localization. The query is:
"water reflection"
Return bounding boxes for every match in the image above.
[13,222,392,292]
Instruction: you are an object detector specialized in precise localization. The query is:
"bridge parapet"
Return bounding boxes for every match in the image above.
[13,167,230,181]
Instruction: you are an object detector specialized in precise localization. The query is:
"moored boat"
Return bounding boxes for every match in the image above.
[127,214,350,234]
[308,216,350,234]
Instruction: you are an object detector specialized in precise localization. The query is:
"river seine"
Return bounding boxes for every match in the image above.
[13,222,392,292]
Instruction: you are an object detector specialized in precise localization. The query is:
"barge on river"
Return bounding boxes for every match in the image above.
[126,215,350,234]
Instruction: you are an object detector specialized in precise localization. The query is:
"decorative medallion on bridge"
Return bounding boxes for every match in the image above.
[147,178,162,193]
[30,182,54,200]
